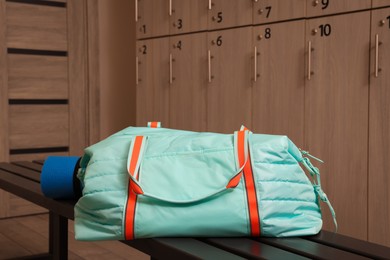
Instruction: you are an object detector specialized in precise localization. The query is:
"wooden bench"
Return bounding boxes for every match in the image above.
[1,161,390,260]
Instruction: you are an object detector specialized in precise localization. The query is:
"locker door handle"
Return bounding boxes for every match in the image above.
[375,34,382,78]
[169,53,173,84]
[208,0,212,10]
[136,56,139,85]
[307,41,314,80]
[135,0,138,22]
[254,46,258,82]
[169,0,172,16]
[208,50,213,83]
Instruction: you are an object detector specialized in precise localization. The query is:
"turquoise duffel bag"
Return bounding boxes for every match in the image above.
[74,123,336,240]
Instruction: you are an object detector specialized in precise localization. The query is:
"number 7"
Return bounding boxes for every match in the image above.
[265,6,272,18]
[387,16,390,29]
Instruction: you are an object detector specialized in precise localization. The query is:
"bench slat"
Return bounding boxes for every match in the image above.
[1,160,390,259]
[257,237,371,260]
[124,238,246,260]
[305,230,390,260]
[6,253,52,260]
[12,161,43,173]
[32,160,45,165]
[0,168,74,219]
[203,238,310,260]
[0,162,41,182]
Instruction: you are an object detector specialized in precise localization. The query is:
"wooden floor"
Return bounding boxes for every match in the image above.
[0,214,149,260]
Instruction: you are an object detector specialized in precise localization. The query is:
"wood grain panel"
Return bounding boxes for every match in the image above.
[68,0,88,156]
[1,193,46,220]
[136,38,170,126]
[137,0,169,38]
[305,12,370,239]
[6,2,67,51]
[306,0,371,17]
[10,151,68,162]
[8,54,68,99]
[9,105,69,149]
[86,0,100,144]
[253,20,305,148]
[253,0,305,24]
[0,1,9,163]
[369,7,390,247]
[372,0,390,8]
[0,233,31,258]
[170,0,208,34]
[208,0,252,30]
[7,193,46,217]
[0,0,10,219]
[207,27,252,133]
[169,33,207,132]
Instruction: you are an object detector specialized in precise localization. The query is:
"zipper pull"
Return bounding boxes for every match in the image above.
[299,149,324,163]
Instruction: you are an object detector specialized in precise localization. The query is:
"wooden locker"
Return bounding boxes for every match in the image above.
[136,0,169,38]
[9,105,69,149]
[306,0,371,17]
[6,1,67,51]
[68,0,89,156]
[208,0,252,30]
[0,0,95,218]
[305,12,370,239]
[169,33,208,131]
[372,0,390,8]
[252,20,305,148]
[169,0,208,34]
[253,0,305,24]
[207,27,252,133]
[136,38,170,126]
[0,0,8,164]
[369,7,390,247]
[8,54,68,100]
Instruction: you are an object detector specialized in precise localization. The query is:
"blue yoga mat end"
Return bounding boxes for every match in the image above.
[41,156,81,199]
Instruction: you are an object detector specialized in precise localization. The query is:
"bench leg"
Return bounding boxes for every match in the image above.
[49,211,68,260]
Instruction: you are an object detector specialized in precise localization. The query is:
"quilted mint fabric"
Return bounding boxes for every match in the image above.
[74,126,335,241]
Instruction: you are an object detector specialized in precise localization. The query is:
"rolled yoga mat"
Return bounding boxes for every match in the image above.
[41,156,81,199]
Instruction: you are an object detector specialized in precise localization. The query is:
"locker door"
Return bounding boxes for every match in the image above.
[136,0,169,38]
[306,0,371,17]
[369,7,390,247]
[305,12,370,239]
[136,38,170,126]
[253,0,305,24]
[170,0,208,34]
[372,0,390,8]
[252,20,305,147]
[169,33,208,131]
[208,0,252,30]
[207,27,252,133]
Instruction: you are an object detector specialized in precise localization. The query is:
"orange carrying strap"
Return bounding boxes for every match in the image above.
[124,136,146,240]
[236,129,261,236]
[124,127,261,239]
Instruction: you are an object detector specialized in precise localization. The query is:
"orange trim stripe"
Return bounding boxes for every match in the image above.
[147,122,160,128]
[243,150,261,236]
[125,136,144,240]
[129,136,144,175]
[237,131,261,236]
[125,181,137,240]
